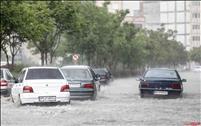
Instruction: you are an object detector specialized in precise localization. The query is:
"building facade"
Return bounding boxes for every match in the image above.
[96,1,200,50]
[143,1,161,30]
[189,1,201,49]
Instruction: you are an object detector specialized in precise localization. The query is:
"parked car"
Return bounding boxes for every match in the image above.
[11,67,70,105]
[61,65,100,100]
[93,68,112,84]
[191,66,201,72]
[0,68,15,96]
[137,68,186,98]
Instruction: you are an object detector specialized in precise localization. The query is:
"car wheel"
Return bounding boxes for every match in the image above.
[140,93,144,98]
[140,90,144,98]
[91,91,97,101]
[4,90,11,97]
[98,85,101,92]
[178,93,183,98]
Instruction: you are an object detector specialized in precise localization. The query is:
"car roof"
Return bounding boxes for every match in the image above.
[149,68,176,71]
[93,68,107,70]
[26,66,59,69]
[61,65,90,69]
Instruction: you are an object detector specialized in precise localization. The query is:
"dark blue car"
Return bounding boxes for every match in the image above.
[137,68,187,98]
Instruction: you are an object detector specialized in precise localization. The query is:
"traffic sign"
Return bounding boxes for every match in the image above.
[72,54,79,61]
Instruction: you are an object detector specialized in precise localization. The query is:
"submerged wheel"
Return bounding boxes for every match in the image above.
[140,93,144,98]
[91,90,97,100]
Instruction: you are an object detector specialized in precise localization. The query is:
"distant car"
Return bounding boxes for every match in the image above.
[0,68,15,96]
[93,68,112,84]
[61,65,100,100]
[137,68,186,98]
[191,66,201,72]
[11,67,70,105]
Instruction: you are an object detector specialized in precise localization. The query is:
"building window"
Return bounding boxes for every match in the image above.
[176,1,184,11]
[192,25,200,30]
[176,24,185,34]
[160,2,168,12]
[192,13,200,18]
[192,36,200,41]
[177,12,185,22]
[192,1,200,6]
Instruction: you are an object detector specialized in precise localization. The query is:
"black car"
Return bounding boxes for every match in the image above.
[137,68,186,98]
[93,68,112,84]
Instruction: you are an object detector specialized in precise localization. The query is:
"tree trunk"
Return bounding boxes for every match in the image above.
[2,48,10,66]
[11,54,15,67]
[50,52,53,64]
[45,52,48,65]
[41,52,44,66]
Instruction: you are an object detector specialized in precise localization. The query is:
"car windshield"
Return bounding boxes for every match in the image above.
[93,69,106,75]
[62,69,92,81]
[1,70,3,78]
[25,68,64,80]
[144,69,178,79]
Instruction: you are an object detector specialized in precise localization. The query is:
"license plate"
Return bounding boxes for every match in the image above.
[70,84,80,88]
[154,91,168,95]
[39,96,56,102]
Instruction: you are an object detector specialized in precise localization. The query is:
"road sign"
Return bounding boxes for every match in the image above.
[72,54,79,61]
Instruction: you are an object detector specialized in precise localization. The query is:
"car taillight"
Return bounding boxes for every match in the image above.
[141,82,149,88]
[0,80,8,86]
[83,84,94,89]
[60,84,70,92]
[171,83,181,89]
[23,86,33,93]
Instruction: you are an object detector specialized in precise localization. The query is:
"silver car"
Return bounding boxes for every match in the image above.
[61,65,100,100]
[1,68,15,96]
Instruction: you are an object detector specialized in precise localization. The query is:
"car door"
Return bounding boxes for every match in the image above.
[5,70,15,89]
[11,69,26,99]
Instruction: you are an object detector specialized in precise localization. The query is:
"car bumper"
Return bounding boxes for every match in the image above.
[70,91,94,99]
[20,92,70,104]
[140,88,182,96]
[99,79,109,84]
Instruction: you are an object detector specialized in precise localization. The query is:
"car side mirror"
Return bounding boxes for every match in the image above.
[182,79,187,82]
[95,74,100,81]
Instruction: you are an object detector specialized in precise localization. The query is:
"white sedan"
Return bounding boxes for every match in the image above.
[11,67,70,105]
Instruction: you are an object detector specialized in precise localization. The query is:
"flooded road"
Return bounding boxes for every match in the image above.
[1,71,200,126]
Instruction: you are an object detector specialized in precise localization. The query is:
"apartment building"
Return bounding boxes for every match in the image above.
[189,1,201,49]
[96,1,142,25]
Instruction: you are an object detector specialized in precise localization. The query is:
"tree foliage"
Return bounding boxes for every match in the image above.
[1,1,190,76]
[189,47,201,64]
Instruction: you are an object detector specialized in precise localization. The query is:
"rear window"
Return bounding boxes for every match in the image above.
[26,69,64,80]
[145,69,178,79]
[93,69,106,75]
[62,69,92,80]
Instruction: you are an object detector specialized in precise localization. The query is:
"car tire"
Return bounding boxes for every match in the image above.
[91,90,97,101]
[68,100,71,104]
[140,93,144,98]
[140,90,144,98]
[98,85,101,92]
[4,90,11,97]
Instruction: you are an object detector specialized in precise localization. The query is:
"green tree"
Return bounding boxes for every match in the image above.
[0,1,37,66]
[189,47,201,64]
